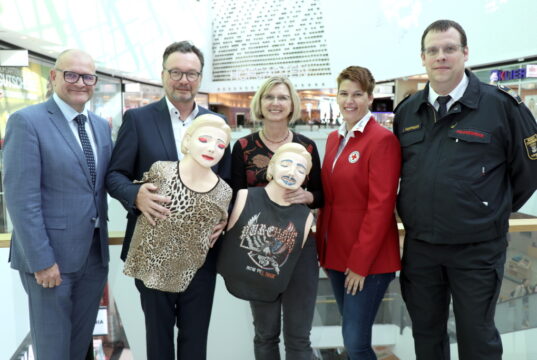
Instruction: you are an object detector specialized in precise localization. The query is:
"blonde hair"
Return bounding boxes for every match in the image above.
[181,114,231,154]
[266,143,312,181]
[250,77,301,124]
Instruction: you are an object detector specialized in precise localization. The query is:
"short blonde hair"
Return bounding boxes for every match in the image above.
[250,77,301,124]
[266,143,312,181]
[181,114,231,154]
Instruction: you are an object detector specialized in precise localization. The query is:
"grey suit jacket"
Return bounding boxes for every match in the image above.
[4,97,113,273]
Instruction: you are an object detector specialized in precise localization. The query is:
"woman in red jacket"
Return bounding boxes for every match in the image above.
[316,66,401,359]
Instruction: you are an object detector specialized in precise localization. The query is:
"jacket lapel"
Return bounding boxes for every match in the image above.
[46,98,93,188]
[154,98,178,161]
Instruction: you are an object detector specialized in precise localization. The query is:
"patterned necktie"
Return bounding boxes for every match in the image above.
[74,114,96,186]
[437,95,452,119]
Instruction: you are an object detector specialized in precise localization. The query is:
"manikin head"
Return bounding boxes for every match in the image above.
[181,114,231,168]
[266,143,312,190]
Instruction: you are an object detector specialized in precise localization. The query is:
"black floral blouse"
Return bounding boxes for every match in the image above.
[231,131,323,209]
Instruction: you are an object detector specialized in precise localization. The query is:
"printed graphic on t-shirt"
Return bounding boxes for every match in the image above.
[239,212,298,278]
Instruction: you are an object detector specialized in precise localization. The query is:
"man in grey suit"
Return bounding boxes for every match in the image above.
[4,49,112,360]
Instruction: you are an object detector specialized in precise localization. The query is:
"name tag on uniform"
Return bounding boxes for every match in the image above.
[448,128,491,144]
[402,123,422,133]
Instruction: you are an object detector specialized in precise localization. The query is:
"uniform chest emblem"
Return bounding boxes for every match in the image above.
[524,134,537,160]
[348,151,360,163]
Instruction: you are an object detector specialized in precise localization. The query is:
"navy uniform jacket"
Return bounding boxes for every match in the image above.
[106,97,231,260]
[394,70,537,244]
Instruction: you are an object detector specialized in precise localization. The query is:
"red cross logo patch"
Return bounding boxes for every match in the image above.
[348,151,360,163]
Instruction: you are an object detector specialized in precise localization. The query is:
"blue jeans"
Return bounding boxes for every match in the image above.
[326,270,395,360]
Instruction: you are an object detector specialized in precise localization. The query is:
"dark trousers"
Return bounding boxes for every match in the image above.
[400,237,506,360]
[20,230,107,360]
[135,247,218,360]
[250,235,319,360]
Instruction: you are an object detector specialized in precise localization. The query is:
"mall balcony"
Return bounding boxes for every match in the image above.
[3,125,537,359]
[2,1,537,357]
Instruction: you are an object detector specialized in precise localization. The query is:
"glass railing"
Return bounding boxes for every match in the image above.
[495,291,537,334]
[311,215,537,359]
[4,214,537,359]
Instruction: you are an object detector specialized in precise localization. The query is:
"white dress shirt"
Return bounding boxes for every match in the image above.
[53,93,98,168]
[428,73,469,113]
[165,97,199,160]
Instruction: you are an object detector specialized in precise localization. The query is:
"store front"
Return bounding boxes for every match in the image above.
[474,61,537,120]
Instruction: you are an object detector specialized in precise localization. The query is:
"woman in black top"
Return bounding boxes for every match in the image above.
[231,77,323,207]
[230,76,323,360]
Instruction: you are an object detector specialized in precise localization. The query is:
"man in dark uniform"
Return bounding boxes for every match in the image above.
[106,41,230,360]
[394,19,537,360]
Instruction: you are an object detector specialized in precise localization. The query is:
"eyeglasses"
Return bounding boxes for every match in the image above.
[423,44,464,57]
[55,69,98,86]
[166,69,201,82]
[262,94,291,102]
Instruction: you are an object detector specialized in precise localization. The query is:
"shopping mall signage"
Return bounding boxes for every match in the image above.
[527,64,537,78]
[0,67,24,90]
[490,68,527,81]
[490,65,537,81]
[0,50,28,66]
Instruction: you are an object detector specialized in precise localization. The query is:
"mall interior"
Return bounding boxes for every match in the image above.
[2,0,537,359]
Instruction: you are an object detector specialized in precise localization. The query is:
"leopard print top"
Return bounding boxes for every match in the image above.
[123,161,232,292]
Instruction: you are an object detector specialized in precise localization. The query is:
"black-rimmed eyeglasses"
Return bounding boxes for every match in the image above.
[166,69,201,82]
[56,69,98,86]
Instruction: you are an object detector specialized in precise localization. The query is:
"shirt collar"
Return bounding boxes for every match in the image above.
[337,111,372,138]
[165,97,199,120]
[428,73,469,106]
[53,93,89,122]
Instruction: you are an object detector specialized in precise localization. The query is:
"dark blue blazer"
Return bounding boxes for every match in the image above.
[106,97,231,260]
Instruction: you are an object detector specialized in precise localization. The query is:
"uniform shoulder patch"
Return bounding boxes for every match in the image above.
[524,134,537,160]
[497,84,522,104]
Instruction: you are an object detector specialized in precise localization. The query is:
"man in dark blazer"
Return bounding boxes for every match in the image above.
[106,41,230,360]
[4,49,112,360]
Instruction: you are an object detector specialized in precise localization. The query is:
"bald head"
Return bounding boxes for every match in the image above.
[55,49,95,71]
[51,49,97,112]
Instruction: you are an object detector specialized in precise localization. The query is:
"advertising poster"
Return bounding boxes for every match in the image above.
[0,62,52,143]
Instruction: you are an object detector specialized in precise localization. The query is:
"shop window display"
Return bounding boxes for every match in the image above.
[475,62,537,122]
[1,59,54,233]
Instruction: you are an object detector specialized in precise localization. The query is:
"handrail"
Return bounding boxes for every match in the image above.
[0,231,126,248]
[1,219,537,249]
